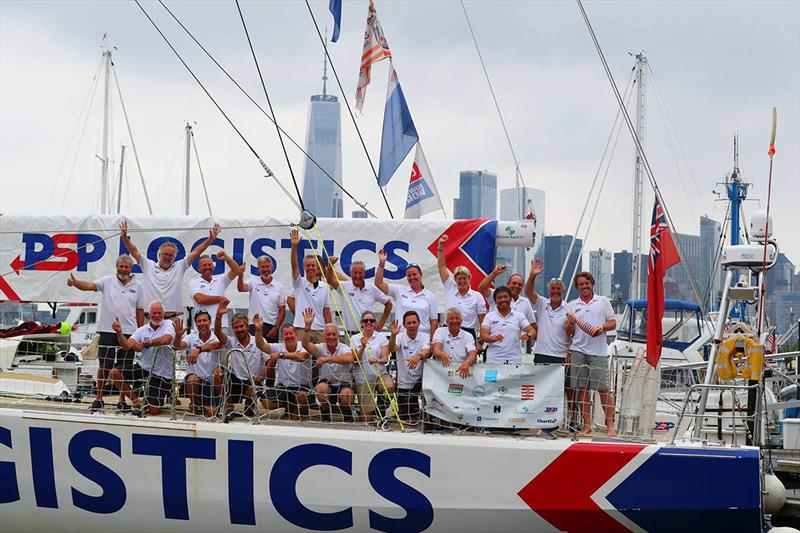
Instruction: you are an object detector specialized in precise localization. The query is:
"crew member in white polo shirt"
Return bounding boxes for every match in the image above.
[173,311,222,418]
[255,316,312,421]
[480,287,536,364]
[113,301,176,416]
[300,309,357,422]
[566,271,616,436]
[214,302,267,419]
[431,308,477,379]
[287,228,331,343]
[436,235,486,339]
[525,258,573,437]
[388,311,431,421]
[188,250,243,332]
[350,310,393,422]
[324,256,393,339]
[238,255,286,342]
[478,265,537,353]
[374,249,438,335]
[119,220,221,318]
[67,254,145,413]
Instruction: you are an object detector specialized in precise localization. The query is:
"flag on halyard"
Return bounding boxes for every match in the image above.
[355,0,391,112]
[378,66,418,186]
[646,195,681,368]
[329,0,342,42]
[405,143,443,218]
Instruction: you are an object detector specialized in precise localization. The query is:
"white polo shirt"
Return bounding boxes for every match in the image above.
[225,335,266,380]
[184,330,219,379]
[131,320,176,379]
[387,284,438,334]
[395,331,430,389]
[432,326,475,363]
[188,274,233,327]
[443,277,485,330]
[482,310,530,364]
[94,275,145,334]
[532,296,571,359]
[350,332,389,384]
[314,342,353,386]
[487,289,536,324]
[269,342,311,388]
[567,294,615,357]
[245,276,286,324]
[336,281,389,331]
[291,277,331,329]
[139,257,189,314]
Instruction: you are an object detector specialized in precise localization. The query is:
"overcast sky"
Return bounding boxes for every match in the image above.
[1,0,798,271]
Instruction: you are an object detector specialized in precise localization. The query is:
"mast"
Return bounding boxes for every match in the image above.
[100,48,113,214]
[184,123,192,215]
[629,52,647,300]
[726,133,750,317]
[116,145,126,214]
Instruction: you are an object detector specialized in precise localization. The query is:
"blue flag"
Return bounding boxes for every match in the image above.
[378,67,418,186]
[329,0,342,42]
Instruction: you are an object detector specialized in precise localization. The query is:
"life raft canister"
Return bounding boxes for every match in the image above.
[717,334,764,381]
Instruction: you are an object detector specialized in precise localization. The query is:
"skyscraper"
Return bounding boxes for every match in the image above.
[666,233,701,301]
[613,250,647,302]
[453,170,497,219]
[496,187,545,288]
[544,235,582,301]
[300,55,343,218]
[589,249,613,297]
[699,216,722,304]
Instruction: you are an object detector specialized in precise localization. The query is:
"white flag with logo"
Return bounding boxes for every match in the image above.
[404,143,443,218]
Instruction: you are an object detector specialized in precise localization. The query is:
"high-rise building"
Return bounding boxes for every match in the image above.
[351,210,368,219]
[453,170,497,220]
[699,216,722,304]
[666,233,702,301]
[496,187,545,289]
[612,250,647,303]
[589,249,613,297]
[544,235,582,301]
[774,292,800,338]
[300,56,343,218]
[766,253,795,294]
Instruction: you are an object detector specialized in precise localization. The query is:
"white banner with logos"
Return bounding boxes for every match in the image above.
[422,362,564,429]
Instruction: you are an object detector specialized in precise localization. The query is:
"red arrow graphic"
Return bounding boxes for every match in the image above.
[427,219,489,291]
[517,443,646,533]
[10,255,25,275]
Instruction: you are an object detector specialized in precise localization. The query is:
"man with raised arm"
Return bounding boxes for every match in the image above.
[214,301,266,419]
[524,258,572,438]
[253,315,312,421]
[436,235,485,339]
[300,309,356,422]
[566,271,617,436]
[173,312,222,418]
[113,300,176,416]
[431,308,477,379]
[119,220,221,318]
[287,228,331,343]
[238,255,286,342]
[324,256,392,339]
[388,311,431,421]
[67,254,144,413]
[188,250,244,333]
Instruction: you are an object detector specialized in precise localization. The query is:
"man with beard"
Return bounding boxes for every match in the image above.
[113,301,176,416]
[188,250,243,333]
[173,311,222,417]
[324,257,392,339]
[119,220,221,318]
[214,301,267,418]
[238,255,286,342]
[288,228,331,343]
[389,311,431,421]
[68,254,145,413]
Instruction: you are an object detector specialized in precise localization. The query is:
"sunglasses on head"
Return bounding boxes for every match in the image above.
[362,318,376,324]
[407,263,420,270]
[550,277,563,282]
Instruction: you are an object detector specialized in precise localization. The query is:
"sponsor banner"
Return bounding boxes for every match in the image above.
[422,362,564,428]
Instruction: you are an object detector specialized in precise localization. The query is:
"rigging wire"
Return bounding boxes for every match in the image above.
[576,0,706,310]
[459,0,528,219]
[303,0,394,218]
[190,130,213,216]
[112,63,154,214]
[558,68,636,281]
[234,0,304,212]
[155,0,376,218]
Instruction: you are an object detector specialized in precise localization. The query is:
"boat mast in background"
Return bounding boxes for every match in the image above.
[629,52,648,301]
[184,122,193,215]
[100,45,113,215]
[726,134,750,318]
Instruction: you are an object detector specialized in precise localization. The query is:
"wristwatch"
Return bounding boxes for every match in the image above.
[279,352,285,359]
[143,341,150,349]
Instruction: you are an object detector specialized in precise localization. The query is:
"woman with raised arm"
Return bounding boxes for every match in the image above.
[374,249,438,334]
[436,234,486,340]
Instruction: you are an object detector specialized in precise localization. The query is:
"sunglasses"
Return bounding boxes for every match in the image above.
[362,318,376,324]
[549,277,563,282]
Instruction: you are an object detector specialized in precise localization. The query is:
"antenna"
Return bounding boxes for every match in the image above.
[322,27,329,97]
[733,131,740,173]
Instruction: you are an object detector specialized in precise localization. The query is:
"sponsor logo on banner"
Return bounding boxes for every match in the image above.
[447,384,463,395]
[484,369,497,383]
[545,406,558,413]
[521,384,535,400]
[508,417,525,424]
[472,386,486,397]
[536,418,557,425]
[498,386,508,396]
[493,405,501,413]
[654,421,675,432]
[513,405,532,414]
